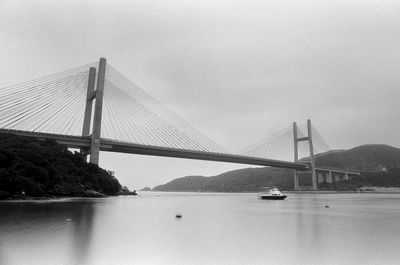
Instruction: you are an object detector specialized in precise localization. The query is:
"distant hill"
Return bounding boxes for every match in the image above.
[153,144,400,192]
[154,168,293,192]
[313,144,400,170]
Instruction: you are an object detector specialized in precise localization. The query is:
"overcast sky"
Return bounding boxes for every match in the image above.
[1,0,400,189]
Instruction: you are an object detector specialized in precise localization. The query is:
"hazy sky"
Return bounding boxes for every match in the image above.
[1,0,400,189]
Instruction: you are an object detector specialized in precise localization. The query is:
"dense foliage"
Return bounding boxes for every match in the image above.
[0,133,121,199]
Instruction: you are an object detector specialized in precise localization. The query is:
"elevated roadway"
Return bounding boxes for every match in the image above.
[0,128,309,170]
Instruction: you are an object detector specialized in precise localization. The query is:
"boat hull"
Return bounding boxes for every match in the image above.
[260,195,287,200]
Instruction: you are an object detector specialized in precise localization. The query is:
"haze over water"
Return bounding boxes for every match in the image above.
[1,193,400,265]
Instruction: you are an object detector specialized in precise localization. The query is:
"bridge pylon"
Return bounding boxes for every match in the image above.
[90,58,106,164]
[80,58,106,165]
[293,119,317,191]
[80,67,97,160]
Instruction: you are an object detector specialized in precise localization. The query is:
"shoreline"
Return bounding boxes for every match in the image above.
[146,190,400,194]
[2,190,400,201]
[0,189,138,201]
[0,194,140,202]
[0,195,107,201]
[286,190,400,194]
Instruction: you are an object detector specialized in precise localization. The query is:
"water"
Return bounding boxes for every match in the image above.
[1,192,400,265]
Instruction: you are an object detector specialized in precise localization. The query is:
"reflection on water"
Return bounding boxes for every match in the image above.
[1,193,400,265]
[0,199,96,265]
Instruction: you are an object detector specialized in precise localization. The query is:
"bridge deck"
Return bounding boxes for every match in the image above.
[315,167,361,176]
[0,129,309,170]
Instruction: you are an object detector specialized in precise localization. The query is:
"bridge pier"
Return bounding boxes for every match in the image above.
[327,170,333,183]
[314,168,360,188]
[90,58,106,165]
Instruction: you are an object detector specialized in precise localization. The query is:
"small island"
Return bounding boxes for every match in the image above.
[0,133,129,200]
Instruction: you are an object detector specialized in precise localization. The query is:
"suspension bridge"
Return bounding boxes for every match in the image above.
[0,58,359,190]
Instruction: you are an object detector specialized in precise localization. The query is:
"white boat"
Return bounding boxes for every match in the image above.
[258,186,287,200]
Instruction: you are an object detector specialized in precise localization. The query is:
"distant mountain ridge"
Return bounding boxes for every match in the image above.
[153,144,400,192]
[313,144,400,170]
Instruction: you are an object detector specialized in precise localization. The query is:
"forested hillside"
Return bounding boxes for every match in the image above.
[0,133,121,199]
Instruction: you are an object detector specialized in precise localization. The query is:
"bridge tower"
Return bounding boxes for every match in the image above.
[81,58,106,164]
[293,119,317,190]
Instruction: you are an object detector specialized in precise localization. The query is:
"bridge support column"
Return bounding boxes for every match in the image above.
[293,122,299,190]
[81,67,97,161]
[317,171,324,183]
[327,170,332,183]
[90,58,106,165]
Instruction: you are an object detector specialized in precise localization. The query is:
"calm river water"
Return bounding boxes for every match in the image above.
[1,192,400,265]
